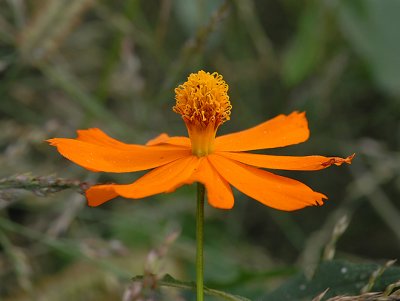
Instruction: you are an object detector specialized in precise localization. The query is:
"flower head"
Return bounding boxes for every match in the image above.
[173,71,231,156]
[48,70,354,210]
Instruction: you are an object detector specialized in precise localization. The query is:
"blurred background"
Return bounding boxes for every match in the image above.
[0,0,399,300]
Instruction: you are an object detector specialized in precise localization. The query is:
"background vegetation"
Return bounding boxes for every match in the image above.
[1,0,399,300]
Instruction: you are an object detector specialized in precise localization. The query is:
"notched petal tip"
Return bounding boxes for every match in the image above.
[321,153,355,168]
[314,193,328,207]
[293,110,306,117]
[77,127,99,133]
[289,110,307,120]
[46,138,58,146]
[76,128,101,138]
[345,153,356,164]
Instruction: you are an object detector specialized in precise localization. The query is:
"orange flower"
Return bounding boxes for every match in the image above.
[48,71,353,210]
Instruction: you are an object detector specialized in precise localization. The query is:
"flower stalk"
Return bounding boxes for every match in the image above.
[196,182,205,301]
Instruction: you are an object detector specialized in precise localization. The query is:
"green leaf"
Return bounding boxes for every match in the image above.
[132,274,251,301]
[262,260,400,301]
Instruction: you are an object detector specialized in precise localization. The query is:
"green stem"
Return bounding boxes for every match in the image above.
[196,183,205,301]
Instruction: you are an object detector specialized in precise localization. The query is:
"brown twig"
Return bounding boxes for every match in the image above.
[0,174,89,197]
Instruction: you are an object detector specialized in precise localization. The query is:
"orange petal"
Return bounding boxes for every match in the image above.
[215,111,309,151]
[77,128,139,150]
[208,154,327,211]
[86,184,119,206]
[47,138,191,172]
[77,128,191,150]
[113,156,200,198]
[189,157,234,209]
[146,133,191,148]
[86,157,234,209]
[218,152,355,171]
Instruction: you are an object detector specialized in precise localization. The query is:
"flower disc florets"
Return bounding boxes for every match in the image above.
[173,71,232,157]
[173,70,231,128]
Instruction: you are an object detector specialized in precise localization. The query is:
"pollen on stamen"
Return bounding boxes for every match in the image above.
[173,70,232,127]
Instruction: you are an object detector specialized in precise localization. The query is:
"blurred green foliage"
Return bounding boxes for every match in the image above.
[266,260,400,301]
[0,0,399,300]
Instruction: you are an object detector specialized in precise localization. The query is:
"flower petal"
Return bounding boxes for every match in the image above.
[86,184,119,206]
[208,154,327,211]
[215,111,309,151]
[86,157,199,206]
[86,156,234,209]
[217,152,355,171]
[113,156,200,198]
[189,158,234,209]
[146,133,191,148]
[77,128,191,150]
[47,138,191,172]
[77,128,139,150]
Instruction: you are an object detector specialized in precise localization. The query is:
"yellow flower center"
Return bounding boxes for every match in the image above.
[173,71,232,157]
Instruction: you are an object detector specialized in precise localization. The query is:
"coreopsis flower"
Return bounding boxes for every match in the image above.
[48,71,353,210]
